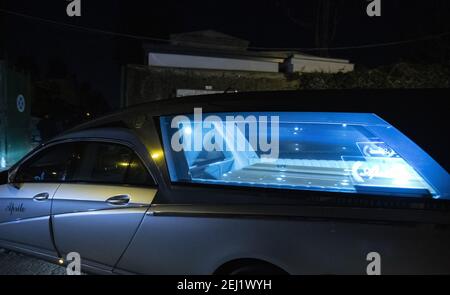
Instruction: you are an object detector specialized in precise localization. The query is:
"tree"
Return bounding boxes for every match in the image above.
[314,0,340,57]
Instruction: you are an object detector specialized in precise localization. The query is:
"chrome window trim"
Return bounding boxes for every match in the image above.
[148,203,450,225]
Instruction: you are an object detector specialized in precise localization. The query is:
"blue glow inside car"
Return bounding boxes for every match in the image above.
[160,112,449,199]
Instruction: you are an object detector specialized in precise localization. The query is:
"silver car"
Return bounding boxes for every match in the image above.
[1,92,449,275]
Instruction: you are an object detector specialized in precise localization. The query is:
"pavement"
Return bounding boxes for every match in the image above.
[0,248,66,275]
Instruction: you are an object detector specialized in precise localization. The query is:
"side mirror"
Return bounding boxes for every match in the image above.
[8,169,15,183]
[7,167,21,189]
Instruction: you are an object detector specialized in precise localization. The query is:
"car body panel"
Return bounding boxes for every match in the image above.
[51,179,157,271]
[53,207,151,271]
[0,183,59,254]
[117,205,450,274]
[51,183,156,214]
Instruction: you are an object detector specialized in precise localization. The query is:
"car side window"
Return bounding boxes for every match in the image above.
[159,112,440,198]
[14,143,81,183]
[72,142,155,187]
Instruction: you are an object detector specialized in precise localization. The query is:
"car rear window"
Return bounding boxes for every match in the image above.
[159,111,449,199]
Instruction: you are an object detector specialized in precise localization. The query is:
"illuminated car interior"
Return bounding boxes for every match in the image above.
[160,112,438,198]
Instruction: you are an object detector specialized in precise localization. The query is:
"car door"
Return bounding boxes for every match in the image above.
[0,142,80,256]
[51,140,157,272]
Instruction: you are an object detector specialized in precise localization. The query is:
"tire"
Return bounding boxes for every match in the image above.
[227,263,287,275]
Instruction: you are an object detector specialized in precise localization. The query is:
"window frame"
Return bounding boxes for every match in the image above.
[12,139,158,188]
[157,111,441,199]
[13,141,81,184]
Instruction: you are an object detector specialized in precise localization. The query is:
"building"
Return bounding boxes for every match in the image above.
[123,30,354,106]
[0,60,32,169]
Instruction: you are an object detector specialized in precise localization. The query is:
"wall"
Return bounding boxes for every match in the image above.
[286,57,354,73]
[0,62,32,168]
[125,65,300,106]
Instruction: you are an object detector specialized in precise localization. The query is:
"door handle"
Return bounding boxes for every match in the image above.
[106,195,130,205]
[33,192,49,201]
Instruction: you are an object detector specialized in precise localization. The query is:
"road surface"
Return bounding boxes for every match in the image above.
[0,248,66,275]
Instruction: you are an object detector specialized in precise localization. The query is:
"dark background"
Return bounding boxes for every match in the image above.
[1,0,449,108]
[0,0,449,169]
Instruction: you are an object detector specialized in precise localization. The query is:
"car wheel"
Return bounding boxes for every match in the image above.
[228,263,287,275]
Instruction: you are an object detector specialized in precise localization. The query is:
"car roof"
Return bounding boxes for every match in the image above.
[65,88,441,134]
[50,127,140,144]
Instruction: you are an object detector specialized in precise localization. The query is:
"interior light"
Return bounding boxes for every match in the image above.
[183,126,192,135]
[117,162,130,167]
[1,156,7,169]
[390,164,412,186]
[151,152,162,160]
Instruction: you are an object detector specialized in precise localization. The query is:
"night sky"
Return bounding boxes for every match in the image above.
[1,0,449,108]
